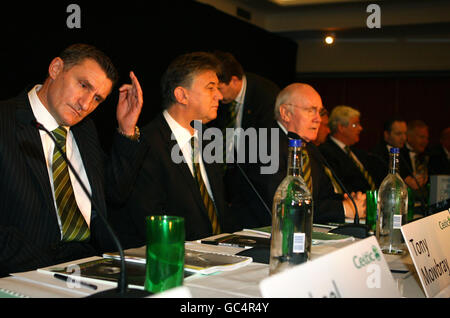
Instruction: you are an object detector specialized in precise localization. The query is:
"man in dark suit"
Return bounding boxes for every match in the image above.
[319,105,378,193]
[206,52,280,227]
[0,44,146,276]
[237,84,366,228]
[208,51,280,161]
[370,118,410,184]
[404,120,430,190]
[429,127,450,175]
[111,52,237,247]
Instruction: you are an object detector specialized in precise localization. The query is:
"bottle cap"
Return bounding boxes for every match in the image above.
[390,147,400,154]
[289,139,302,147]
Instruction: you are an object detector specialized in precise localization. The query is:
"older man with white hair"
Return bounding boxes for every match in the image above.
[240,84,365,228]
[319,105,378,193]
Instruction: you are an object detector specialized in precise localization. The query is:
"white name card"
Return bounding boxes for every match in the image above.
[259,236,400,298]
[401,209,450,298]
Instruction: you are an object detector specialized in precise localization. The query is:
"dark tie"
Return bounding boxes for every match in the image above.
[52,126,90,242]
[191,137,221,235]
[301,147,312,193]
[345,146,376,191]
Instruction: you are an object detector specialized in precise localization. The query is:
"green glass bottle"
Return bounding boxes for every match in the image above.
[269,139,313,275]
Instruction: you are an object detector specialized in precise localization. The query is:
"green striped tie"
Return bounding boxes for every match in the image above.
[52,126,90,242]
[323,165,343,194]
[301,147,312,193]
[191,137,221,235]
[345,146,376,191]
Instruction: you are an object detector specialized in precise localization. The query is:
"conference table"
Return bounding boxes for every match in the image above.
[0,229,428,298]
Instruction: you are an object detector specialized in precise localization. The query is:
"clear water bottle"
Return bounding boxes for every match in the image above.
[376,147,408,255]
[269,139,313,275]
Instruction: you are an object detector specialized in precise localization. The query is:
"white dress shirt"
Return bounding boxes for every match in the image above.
[28,85,92,233]
[163,110,215,201]
[226,75,247,157]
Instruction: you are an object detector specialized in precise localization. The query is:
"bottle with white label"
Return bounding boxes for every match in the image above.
[376,147,408,255]
[269,139,313,275]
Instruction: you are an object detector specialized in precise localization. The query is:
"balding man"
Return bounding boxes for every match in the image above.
[237,84,365,228]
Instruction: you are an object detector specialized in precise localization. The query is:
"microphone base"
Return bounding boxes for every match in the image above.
[328,223,370,239]
[86,287,153,298]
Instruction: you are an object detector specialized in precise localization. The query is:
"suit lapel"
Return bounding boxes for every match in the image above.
[157,114,209,218]
[15,93,57,216]
[71,120,104,216]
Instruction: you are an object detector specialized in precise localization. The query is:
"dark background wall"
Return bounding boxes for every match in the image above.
[0,0,297,150]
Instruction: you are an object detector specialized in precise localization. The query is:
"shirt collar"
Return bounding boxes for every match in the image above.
[163,110,198,149]
[28,85,68,132]
[405,142,415,153]
[234,75,246,105]
[330,135,348,151]
[277,121,288,135]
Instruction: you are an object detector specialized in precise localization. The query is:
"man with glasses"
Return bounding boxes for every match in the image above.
[319,105,378,193]
[237,84,365,228]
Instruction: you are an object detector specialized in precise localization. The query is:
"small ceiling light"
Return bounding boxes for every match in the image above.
[324,35,335,45]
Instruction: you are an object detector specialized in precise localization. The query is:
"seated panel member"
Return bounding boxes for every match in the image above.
[0,44,146,276]
[370,118,410,183]
[429,127,450,175]
[111,52,237,247]
[242,84,365,227]
[319,105,378,193]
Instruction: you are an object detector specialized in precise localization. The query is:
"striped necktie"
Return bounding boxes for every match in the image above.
[191,136,221,235]
[344,146,376,191]
[301,147,312,193]
[323,165,343,194]
[52,126,90,242]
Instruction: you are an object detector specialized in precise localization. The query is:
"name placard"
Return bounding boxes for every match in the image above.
[401,209,450,298]
[259,236,400,298]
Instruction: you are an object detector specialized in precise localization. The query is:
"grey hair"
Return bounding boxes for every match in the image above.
[328,105,360,135]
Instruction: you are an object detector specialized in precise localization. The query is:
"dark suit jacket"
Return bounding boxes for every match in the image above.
[370,141,411,183]
[209,72,280,130]
[428,145,450,175]
[319,136,379,193]
[110,113,236,247]
[228,123,345,228]
[0,91,147,276]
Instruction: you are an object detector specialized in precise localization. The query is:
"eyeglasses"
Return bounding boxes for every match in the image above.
[350,123,362,128]
[285,104,323,117]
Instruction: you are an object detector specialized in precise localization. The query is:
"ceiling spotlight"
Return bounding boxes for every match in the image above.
[324,35,335,45]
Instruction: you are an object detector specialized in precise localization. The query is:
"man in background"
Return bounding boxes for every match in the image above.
[209,51,280,161]
[319,105,378,193]
[404,120,430,190]
[370,118,410,183]
[429,127,450,175]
